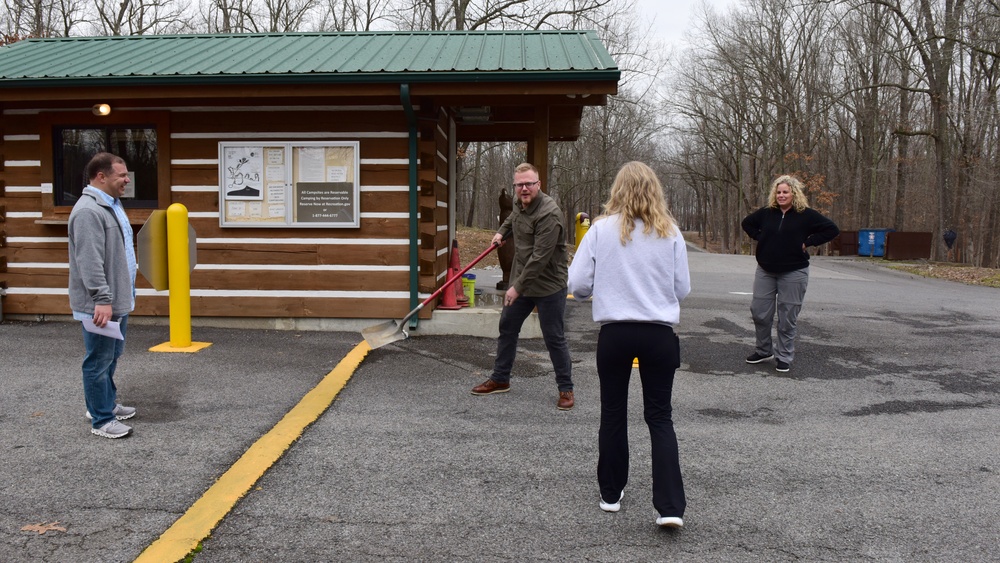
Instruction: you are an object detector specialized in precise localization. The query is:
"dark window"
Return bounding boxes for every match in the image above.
[54,126,158,208]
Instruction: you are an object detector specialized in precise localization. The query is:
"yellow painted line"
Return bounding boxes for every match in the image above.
[135,340,372,563]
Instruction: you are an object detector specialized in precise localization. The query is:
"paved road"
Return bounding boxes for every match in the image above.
[2,252,998,562]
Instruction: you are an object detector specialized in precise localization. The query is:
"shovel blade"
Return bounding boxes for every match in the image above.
[361,319,409,349]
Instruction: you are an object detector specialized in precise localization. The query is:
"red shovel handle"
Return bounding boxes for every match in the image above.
[426,242,499,303]
[397,235,510,328]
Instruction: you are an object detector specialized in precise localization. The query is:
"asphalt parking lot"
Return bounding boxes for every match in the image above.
[2,251,998,562]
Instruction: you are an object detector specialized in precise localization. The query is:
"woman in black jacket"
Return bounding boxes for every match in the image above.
[741,175,839,372]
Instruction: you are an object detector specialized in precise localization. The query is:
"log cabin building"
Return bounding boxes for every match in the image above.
[0,31,619,326]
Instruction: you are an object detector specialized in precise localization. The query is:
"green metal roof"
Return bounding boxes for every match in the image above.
[0,31,620,87]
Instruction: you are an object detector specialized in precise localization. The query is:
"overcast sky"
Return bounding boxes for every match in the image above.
[633,0,736,47]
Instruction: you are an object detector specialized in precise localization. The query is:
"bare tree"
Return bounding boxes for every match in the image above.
[666,0,840,252]
[262,0,319,30]
[198,0,255,32]
[316,0,390,31]
[2,0,85,36]
[91,0,193,35]
[662,0,1000,266]
[387,0,617,33]
[853,0,969,260]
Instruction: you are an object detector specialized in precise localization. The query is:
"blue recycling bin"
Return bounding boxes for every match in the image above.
[858,229,894,257]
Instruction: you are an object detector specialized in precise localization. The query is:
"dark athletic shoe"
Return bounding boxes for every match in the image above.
[775,361,790,373]
[746,352,773,364]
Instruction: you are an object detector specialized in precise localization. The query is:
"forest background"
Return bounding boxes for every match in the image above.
[5,0,1000,272]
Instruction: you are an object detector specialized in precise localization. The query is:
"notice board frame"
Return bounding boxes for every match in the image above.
[218,141,360,228]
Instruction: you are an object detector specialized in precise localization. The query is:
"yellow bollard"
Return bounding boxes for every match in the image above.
[150,203,211,353]
[575,212,590,252]
[167,203,192,347]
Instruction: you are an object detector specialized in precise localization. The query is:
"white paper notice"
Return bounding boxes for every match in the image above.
[327,166,348,182]
[227,201,247,217]
[124,172,136,198]
[267,183,285,203]
[266,165,285,181]
[82,319,124,340]
[297,148,325,182]
[223,146,264,196]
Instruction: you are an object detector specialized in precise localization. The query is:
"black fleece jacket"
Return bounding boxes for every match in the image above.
[741,206,840,273]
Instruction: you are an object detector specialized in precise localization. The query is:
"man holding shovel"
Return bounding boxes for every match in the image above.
[471,163,575,410]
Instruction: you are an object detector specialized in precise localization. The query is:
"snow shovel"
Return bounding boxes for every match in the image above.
[362,241,502,349]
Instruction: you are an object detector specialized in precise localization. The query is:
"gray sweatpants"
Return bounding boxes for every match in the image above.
[750,266,809,363]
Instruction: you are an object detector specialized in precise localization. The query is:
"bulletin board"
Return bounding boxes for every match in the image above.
[219,141,360,228]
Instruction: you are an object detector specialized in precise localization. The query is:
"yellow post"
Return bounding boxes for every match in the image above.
[167,203,192,348]
[575,212,591,252]
[148,204,210,353]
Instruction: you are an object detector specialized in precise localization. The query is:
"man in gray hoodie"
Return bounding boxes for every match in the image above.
[68,152,138,439]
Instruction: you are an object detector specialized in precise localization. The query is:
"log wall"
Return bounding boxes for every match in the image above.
[0,102,450,320]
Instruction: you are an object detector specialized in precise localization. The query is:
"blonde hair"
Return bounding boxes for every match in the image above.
[602,161,678,245]
[768,175,810,212]
[514,162,539,176]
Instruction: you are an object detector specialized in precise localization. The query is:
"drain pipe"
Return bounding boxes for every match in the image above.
[400,84,419,328]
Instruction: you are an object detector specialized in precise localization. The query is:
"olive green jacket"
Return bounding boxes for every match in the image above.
[497,190,568,297]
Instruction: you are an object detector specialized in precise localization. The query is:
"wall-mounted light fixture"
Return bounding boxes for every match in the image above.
[92,103,111,116]
[455,106,491,123]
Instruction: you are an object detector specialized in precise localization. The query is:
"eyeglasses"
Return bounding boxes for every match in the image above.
[512,181,539,189]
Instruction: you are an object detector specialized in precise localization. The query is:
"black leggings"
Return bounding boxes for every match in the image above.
[596,322,685,518]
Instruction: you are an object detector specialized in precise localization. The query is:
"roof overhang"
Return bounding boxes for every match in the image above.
[0,32,620,142]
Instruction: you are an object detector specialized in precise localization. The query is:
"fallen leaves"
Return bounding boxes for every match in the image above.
[456,227,501,268]
[21,521,67,535]
[888,263,1000,288]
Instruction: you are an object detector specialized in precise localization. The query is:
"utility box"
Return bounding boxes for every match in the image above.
[831,231,858,255]
[859,229,894,257]
[885,232,932,260]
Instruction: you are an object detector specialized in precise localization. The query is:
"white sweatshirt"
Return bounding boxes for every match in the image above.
[568,215,691,326]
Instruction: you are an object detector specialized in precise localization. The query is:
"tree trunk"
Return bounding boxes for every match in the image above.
[466,143,480,227]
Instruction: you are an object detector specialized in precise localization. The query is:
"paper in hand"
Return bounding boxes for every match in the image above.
[82,318,124,340]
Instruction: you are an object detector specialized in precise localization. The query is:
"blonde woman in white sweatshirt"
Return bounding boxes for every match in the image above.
[568,161,691,529]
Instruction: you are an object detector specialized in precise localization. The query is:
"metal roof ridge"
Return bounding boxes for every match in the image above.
[9,29,598,43]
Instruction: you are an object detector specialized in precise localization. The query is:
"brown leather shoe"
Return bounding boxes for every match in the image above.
[557,390,575,410]
[471,379,510,395]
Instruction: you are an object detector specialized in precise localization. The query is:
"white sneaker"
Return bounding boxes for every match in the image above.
[656,516,684,528]
[91,419,132,439]
[85,404,136,421]
[599,490,624,512]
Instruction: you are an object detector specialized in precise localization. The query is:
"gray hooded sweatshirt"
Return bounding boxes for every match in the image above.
[68,186,135,317]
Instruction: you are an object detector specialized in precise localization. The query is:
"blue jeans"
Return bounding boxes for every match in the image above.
[491,289,573,392]
[81,315,128,428]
